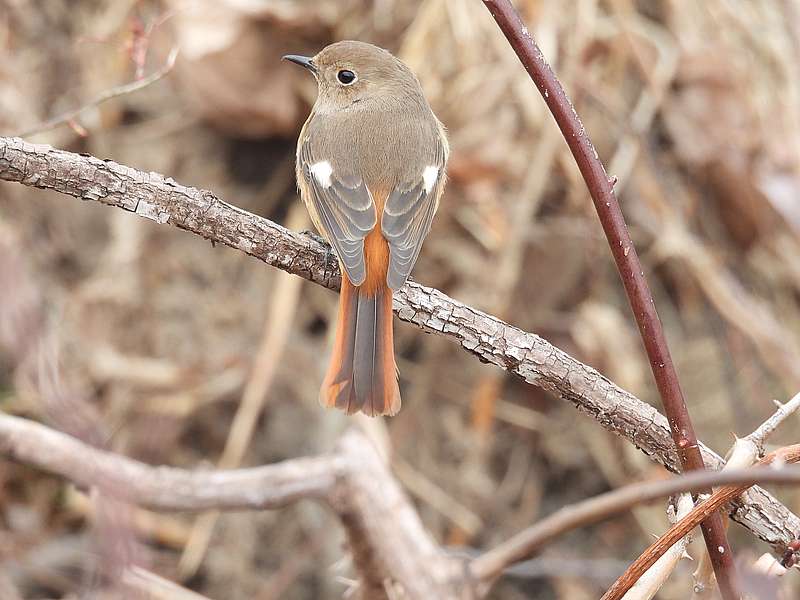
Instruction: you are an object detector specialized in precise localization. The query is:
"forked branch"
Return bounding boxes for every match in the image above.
[3,413,800,599]
[601,444,800,600]
[0,414,463,600]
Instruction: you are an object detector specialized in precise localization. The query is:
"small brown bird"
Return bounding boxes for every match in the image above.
[285,41,448,417]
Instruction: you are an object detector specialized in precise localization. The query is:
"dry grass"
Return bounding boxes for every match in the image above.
[0,0,799,598]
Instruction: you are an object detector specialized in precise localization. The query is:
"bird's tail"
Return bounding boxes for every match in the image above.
[320,276,400,416]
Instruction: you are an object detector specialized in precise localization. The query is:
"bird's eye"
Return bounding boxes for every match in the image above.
[337,70,357,85]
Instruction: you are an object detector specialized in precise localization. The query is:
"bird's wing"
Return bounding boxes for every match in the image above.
[381,128,448,291]
[298,137,377,286]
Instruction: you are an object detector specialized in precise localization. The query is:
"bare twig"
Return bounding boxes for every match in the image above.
[693,391,800,598]
[0,136,797,556]
[470,457,800,585]
[747,392,800,450]
[13,47,179,138]
[621,494,694,600]
[601,444,800,600]
[0,413,334,510]
[480,1,737,596]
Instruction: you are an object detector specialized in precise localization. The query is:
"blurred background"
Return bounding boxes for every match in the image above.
[1,0,800,598]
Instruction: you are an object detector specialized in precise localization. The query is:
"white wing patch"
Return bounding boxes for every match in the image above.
[422,165,439,194]
[310,161,333,189]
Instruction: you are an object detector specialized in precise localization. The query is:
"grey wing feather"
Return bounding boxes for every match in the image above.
[300,143,376,286]
[381,137,447,291]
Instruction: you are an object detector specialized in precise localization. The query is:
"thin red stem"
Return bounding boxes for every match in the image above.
[481,1,739,597]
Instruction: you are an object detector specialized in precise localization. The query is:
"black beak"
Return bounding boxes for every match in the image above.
[282,54,317,74]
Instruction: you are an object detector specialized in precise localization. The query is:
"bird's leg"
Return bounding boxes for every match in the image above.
[301,229,337,285]
[301,229,327,246]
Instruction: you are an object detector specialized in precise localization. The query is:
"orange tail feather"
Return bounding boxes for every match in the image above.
[320,276,400,416]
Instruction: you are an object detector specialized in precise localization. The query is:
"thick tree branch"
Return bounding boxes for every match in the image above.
[0,136,798,554]
[4,412,800,600]
[0,413,334,510]
[0,414,464,600]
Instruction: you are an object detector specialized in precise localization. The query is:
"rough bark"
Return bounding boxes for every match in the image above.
[0,136,797,552]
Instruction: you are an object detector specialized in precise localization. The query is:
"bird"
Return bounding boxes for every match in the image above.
[284,41,448,417]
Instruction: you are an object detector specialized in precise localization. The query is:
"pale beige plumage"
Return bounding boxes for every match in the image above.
[286,41,448,416]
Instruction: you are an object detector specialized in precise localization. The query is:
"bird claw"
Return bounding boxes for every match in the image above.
[301,229,328,246]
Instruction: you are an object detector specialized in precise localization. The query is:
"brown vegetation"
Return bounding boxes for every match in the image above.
[1,1,799,599]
